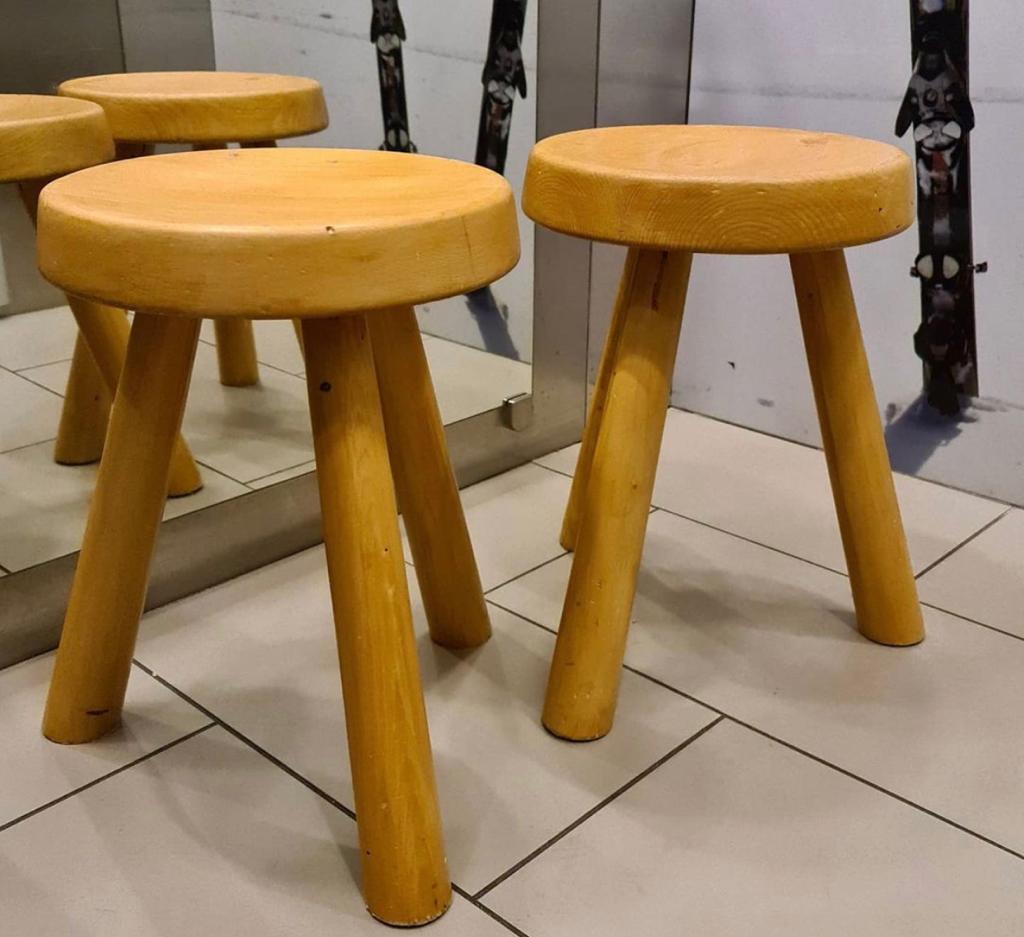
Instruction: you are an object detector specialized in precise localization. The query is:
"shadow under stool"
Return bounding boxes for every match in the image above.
[59,70,328,389]
[523,124,926,742]
[35,146,520,926]
[0,93,201,493]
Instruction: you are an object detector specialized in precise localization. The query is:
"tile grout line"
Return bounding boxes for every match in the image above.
[914,508,1013,580]
[484,550,570,596]
[131,658,357,821]
[452,885,532,937]
[135,654,601,929]
[8,367,70,402]
[244,459,316,488]
[484,599,1024,867]
[921,600,1024,645]
[471,717,726,900]
[0,435,58,458]
[0,722,216,835]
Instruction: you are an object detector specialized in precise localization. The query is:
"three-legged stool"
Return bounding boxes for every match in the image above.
[36,146,519,925]
[59,70,328,388]
[523,125,925,742]
[0,93,201,492]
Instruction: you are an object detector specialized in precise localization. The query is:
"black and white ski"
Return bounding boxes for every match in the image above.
[371,0,416,153]
[896,0,980,414]
[465,0,529,360]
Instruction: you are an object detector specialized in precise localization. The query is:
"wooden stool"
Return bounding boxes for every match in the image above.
[0,94,201,494]
[37,147,518,925]
[524,125,925,742]
[59,71,328,388]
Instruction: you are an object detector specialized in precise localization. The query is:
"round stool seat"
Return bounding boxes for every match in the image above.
[58,71,328,144]
[523,124,914,254]
[37,147,519,317]
[0,95,113,183]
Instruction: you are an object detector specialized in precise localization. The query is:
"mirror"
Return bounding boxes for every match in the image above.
[0,1,537,577]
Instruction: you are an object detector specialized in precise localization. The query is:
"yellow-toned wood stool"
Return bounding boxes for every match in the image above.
[59,71,328,387]
[37,147,518,926]
[0,94,201,494]
[524,125,925,742]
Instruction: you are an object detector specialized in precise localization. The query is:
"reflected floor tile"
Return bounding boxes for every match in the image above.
[422,334,532,425]
[0,727,510,936]
[200,317,306,376]
[182,343,314,484]
[487,721,1024,937]
[918,508,1024,638]
[21,344,313,485]
[400,462,570,591]
[535,408,1005,574]
[0,369,63,453]
[135,546,716,893]
[0,652,209,827]
[0,306,76,371]
[247,460,315,490]
[489,508,1024,854]
[0,439,248,572]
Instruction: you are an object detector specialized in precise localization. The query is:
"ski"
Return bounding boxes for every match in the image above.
[371,0,416,153]
[895,0,979,415]
[475,0,528,172]
[465,0,529,360]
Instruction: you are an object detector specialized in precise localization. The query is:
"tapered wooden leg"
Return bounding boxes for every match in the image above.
[791,251,924,646]
[560,247,640,551]
[544,250,692,741]
[213,318,259,387]
[292,318,305,356]
[43,314,201,744]
[302,315,451,926]
[53,334,110,465]
[18,179,200,495]
[66,296,203,497]
[369,306,490,649]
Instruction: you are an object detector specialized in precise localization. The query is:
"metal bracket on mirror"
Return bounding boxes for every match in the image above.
[502,392,534,431]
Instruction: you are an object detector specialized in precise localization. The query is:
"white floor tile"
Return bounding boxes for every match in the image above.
[403,462,570,591]
[486,721,1024,936]
[0,439,248,572]
[0,653,209,827]
[0,369,63,454]
[918,508,1024,638]
[489,508,1024,855]
[422,335,532,425]
[200,317,306,376]
[247,460,315,490]
[181,343,314,484]
[134,546,716,893]
[0,727,510,936]
[0,306,75,371]
[536,408,1006,574]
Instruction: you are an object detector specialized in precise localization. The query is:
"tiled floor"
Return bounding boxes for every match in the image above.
[4,408,1024,934]
[0,307,531,572]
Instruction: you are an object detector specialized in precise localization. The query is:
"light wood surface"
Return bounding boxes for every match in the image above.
[52,334,110,465]
[0,94,113,183]
[791,251,924,646]
[37,148,520,318]
[303,316,451,926]
[544,250,692,741]
[369,306,491,649]
[523,125,914,254]
[559,247,640,551]
[43,314,201,743]
[58,71,327,144]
